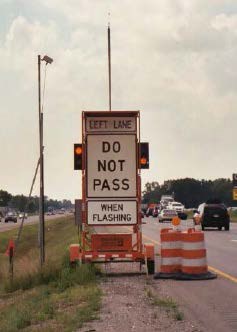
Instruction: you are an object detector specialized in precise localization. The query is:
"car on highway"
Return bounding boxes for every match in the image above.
[193,200,230,231]
[5,212,17,223]
[19,213,28,219]
[152,206,159,218]
[158,209,177,222]
[160,195,174,209]
[177,211,188,220]
[167,201,185,213]
[145,207,153,217]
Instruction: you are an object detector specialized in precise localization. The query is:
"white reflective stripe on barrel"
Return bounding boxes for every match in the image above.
[182,258,207,267]
[161,257,181,265]
[161,241,182,249]
[182,241,205,250]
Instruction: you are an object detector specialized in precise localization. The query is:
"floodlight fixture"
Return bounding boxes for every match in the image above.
[41,55,53,65]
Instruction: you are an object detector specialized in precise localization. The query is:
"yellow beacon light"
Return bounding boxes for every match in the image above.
[75,146,82,155]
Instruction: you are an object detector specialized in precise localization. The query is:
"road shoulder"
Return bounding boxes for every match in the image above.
[80,263,203,332]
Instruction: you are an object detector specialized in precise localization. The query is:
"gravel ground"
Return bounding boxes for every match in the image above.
[80,263,203,332]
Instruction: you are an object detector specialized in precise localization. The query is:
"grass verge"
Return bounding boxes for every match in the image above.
[0,216,102,331]
[145,287,184,321]
[230,210,237,222]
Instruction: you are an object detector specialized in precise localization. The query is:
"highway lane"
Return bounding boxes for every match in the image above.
[142,217,237,332]
[142,217,237,278]
[93,219,237,331]
[0,214,71,233]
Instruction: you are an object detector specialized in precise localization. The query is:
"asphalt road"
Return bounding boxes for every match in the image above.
[0,213,70,232]
[94,218,237,331]
[142,217,237,332]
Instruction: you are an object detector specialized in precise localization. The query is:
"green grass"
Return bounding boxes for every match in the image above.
[230,210,237,222]
[0,216,102,331]
[184,210,193,219]
[145,287,184,321]
[0,217,80,282]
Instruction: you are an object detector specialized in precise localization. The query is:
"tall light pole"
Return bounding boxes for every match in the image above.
[108,22,112,111]
[38,54,53,267]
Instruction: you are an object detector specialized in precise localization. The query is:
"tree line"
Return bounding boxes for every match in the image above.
[142,178,236,208]
[0,189,73,213]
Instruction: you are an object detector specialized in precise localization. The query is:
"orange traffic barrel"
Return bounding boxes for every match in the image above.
[181,229,207,275]
[158,229,182,277]
[176,229,217,280]
[155,228,217,280]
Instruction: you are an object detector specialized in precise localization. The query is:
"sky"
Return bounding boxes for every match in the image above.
[1,0,237,201]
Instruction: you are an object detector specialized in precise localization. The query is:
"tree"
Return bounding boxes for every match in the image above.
[0,190,12,207]
[142,177,235,208]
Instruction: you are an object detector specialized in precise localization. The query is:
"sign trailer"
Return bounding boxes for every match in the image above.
[70,111,154,273]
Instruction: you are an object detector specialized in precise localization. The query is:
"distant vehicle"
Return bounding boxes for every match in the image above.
[160,195,174,209]
[141,203,148,213]
[19,213,28,219]
[5,212,17,223]
[193,200,230,231]
[168,201,184,213]
[145,207,154,217]
[177,212,187,220]
[152,207,159,218]
[58,208,65,214]
[158,209,177,222]
[47,206,56,215]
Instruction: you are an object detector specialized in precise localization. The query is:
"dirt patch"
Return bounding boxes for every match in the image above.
[80,263,203,332]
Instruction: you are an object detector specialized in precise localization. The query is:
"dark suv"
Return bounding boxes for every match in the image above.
[5,212,17,223]
[194,200,230,231]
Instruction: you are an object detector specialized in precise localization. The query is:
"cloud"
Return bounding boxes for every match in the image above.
[1,1,237,199]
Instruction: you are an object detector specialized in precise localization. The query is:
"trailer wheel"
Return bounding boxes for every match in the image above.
[147,260,155,275]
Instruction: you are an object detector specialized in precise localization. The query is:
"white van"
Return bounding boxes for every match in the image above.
[160,195,174,208]
[167,201,184,213]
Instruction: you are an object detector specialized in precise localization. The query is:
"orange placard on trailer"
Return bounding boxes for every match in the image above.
[91,234,132,252]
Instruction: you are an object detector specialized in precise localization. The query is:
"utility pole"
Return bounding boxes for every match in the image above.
[38,54,53,267]
[38,54,45,267]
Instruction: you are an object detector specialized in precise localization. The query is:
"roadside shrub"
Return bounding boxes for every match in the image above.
[8,307,31,330]
[4,256,98,293]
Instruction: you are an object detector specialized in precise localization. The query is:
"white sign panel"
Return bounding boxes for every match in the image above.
[87,200,137,225]
[87,134,137,198]
[86,116,136,133]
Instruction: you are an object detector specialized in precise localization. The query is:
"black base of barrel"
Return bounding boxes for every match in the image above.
[175,271,217,280]
[154,272,179,279]
[154,271,217,280]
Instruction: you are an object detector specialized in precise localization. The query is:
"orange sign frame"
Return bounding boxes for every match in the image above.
[79,111,144,262]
